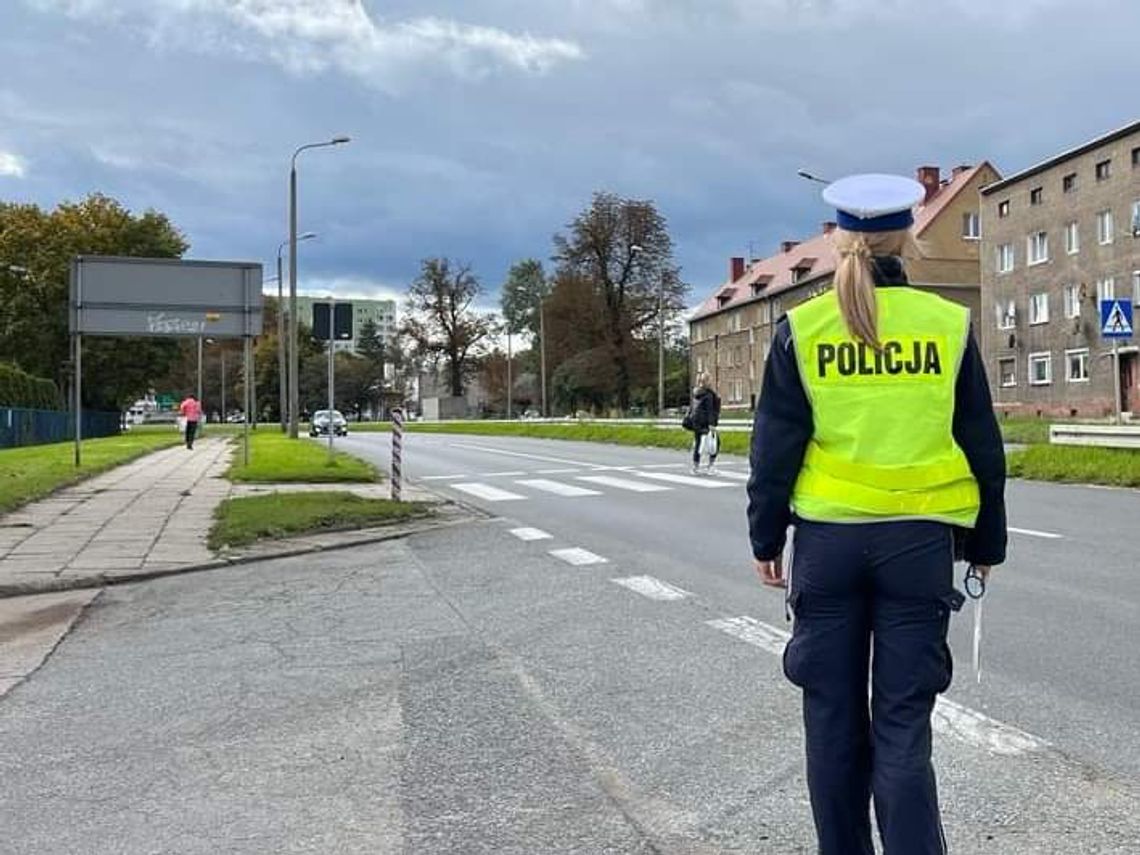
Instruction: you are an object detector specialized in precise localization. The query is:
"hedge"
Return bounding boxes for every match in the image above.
[0,363,62,410]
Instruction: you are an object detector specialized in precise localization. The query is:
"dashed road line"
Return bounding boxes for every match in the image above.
[1009,526,1063,540]
[549,547,608,566]
[709,470,750,481]
[706,616,790,655]
[612,576,691,601]
[510,527,553,541]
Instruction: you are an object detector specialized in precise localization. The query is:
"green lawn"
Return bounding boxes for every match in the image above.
[209,491,431,549]
[1007,445,1140,487]
[226,432,378,483]
[0,432,182,514]
[996,417,1054,445]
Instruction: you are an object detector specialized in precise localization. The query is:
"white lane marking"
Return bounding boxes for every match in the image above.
[706,616,790,655]
[576,475,671,493]
[634,471,736,489]
[612,576,691,601]
[639,462,689,469]
[420,474,464,481]
[932,697,1048,755]
[1009,526,1063,540]
[515,479,602,497]
[536,468,585,475]
[450,443,607,469]
[709,614,1048,756]
[510,527,552,541]
[709,470,750,481]
[450,482,526,502]
[549,547,608,566]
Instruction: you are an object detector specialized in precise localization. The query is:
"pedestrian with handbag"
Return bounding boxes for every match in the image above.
[684,372,721,475]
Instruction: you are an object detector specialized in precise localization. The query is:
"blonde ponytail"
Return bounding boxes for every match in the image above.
[832,227,920,348]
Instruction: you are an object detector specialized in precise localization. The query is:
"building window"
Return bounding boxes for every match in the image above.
[1064,221,1080,255]
[1030,187,1043,206]
[1065,349,1090,383]
[1029,292,1050,325]
[1133,271,1140,305]
[1133,147,1140,168]
[995,299,1017,330]
[1097,209,1114,245]
[1096,159,1112,181]
[1028,352,1052,385]
[998,357,1017,388]
[1132,201,1140,237]
[997,200,1010,218]
[962,212,980,239]
[996,243,1014,273]
[1097,276,1116,302]
[1027,231,1049,265]
[1063,172,1077,193]
[1063,284,1082,319]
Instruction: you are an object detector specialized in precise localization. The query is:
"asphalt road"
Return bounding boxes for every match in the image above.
[2,431,1138,853]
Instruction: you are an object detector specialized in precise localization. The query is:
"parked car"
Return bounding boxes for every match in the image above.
[310,409,348,437]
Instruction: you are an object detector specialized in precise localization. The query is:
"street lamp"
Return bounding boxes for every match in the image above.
[288,136,350,439]
[277,231,316,432]
[797,169,831,185]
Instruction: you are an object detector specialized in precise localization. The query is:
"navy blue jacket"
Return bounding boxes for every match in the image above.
[746,258,1008,566]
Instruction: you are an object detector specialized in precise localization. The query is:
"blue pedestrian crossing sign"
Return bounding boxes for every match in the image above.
[1100,299,1134,338]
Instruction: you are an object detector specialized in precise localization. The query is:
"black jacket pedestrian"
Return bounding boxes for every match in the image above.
[746,256,1007,567]
[691,387,721,433]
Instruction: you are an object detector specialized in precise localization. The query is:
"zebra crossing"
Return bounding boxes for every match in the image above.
[445,465,747,503]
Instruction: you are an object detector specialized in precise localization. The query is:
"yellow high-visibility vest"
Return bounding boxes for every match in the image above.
[787,287,980,527]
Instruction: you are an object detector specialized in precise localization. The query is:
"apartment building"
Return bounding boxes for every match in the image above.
[980,120,1140,417]
[690,163,999,409]
[295,295,397,354]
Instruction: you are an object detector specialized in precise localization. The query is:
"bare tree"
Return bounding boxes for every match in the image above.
[402,258,493,397]
[553,192,688,411]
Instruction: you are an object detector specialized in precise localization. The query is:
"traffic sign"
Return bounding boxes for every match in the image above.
[1100,299,1133,338]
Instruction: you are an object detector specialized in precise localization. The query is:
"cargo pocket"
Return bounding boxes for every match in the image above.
[921,592,962,696]
[781,591,814,689]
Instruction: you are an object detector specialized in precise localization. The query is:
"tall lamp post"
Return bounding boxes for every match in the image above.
[288,136,350,439]
[277,232,316,432]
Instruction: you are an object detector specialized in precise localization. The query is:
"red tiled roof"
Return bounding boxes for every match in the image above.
[691,163,992,320]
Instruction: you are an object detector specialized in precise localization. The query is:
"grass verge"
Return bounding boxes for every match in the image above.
[0,432,182,514]
[208,491,431,549]
[379,421,752,456]
[997,417,1054,445]
[1007,445,1140,487]
[227,432,378,483]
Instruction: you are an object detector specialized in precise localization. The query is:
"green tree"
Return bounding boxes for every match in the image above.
[553,192,688,412]
[402,258,494,397]
[0,193,188,411]
[500,258,549,338]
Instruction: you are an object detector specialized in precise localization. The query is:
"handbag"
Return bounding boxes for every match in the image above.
[700,428,720,457]
[681,410,694,431]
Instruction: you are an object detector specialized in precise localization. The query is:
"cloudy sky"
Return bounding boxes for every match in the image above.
[1,0,1137,309]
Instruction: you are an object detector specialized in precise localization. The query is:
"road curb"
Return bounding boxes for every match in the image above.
[0,507,483,600]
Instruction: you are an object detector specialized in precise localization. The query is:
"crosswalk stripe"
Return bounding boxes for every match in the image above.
[612,576,691,601]
[633,471,736,489]
[451,483,526,502]
[709,470,749,481]
[549,547,608,566]
[576,475,671,493]
[515,479,601,497]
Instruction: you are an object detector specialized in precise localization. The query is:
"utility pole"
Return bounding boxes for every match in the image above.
[506,329,513,420]
[539,302,548,417]
[328,295,336,462]
[658,274,666,417]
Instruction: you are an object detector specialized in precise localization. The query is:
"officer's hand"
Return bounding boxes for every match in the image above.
[975,565,991,581]
[755,557,786,588]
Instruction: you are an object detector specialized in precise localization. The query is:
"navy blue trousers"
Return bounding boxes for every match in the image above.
[783,520,959,855]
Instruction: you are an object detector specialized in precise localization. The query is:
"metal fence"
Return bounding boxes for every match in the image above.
[0,407,121,449]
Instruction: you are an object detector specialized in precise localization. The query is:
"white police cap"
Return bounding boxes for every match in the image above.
[822,173,925,233]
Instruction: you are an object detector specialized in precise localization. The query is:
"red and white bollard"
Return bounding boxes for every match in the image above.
[390,408,404,502]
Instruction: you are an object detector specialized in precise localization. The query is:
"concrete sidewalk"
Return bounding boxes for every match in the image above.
[0,439,232,592]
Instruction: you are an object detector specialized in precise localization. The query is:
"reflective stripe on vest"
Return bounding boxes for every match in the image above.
[787,287,981,528]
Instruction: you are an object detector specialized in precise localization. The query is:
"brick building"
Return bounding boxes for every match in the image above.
[980,121,1140,417]
[690,163,999,409]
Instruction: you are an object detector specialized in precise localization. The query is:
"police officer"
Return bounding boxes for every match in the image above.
[746,174,1007,854]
